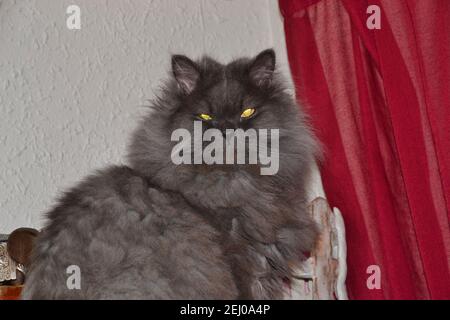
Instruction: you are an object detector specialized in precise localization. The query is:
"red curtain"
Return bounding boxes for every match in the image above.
[279,0,450,299]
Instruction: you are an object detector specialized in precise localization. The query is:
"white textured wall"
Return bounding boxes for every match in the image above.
[0,0,291,233]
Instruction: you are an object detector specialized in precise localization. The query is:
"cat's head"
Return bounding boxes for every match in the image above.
[128,49,318,208]
[168,49,283,134]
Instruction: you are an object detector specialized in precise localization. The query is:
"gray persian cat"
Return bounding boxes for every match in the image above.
[22,49,319,299]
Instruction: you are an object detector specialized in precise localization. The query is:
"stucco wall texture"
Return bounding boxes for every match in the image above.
[0,0,292,233]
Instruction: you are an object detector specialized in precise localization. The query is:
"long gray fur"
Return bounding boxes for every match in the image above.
[22,49,319,299]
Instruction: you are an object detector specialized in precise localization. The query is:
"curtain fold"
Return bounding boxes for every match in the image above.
[279,0,450,299]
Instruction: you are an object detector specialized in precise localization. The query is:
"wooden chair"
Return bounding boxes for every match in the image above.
[285,197,348,300]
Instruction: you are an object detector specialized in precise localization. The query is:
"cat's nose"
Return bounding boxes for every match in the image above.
[218,120,237,136]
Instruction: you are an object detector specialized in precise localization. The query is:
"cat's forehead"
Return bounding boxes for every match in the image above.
[198,58,249,107]
[198,56,249,81]
[207,78,243,103]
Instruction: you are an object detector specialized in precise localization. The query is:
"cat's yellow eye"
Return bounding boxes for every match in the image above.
[198,113,213,121]
[241,108,255,118]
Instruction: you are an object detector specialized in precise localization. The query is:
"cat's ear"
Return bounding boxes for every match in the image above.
[172,55,200,95]
[249,49,276,87]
